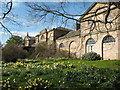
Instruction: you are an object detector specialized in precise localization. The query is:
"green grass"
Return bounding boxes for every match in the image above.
[72,60,120,69]
[55,59,120,69]
[2,58,120,89]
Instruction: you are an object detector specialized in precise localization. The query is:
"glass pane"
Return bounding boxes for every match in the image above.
[103,35,115,43]
[60,43,64,48]
[87,38,95,45]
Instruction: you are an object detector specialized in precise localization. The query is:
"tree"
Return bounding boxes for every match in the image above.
[0,0,13,35]
[25,2,120,29]
[5,36,23,47]
[0,42,2,49]
[0,42,2,60]
[1,1,119,35]
[2,36,28,62]
[0,0,21,36]
[2,45,28,62]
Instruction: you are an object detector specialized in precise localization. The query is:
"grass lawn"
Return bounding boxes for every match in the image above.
[68,59,120,69]
[2,58,120,89]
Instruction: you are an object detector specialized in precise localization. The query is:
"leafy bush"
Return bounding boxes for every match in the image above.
[56,50,68,58]
[2,45,28,62]
[30,42,55,58]
[30,42,68,58]
[82,52,101,61]
[2,35,28,62]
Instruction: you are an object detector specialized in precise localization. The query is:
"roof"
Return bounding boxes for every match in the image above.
[29,37,35,40]
[57,30,81,40]
[40,29,47,34]
[79,2,109,21]
[55,27,73,31]
[35,27,72,37]
[48,27,72,32]
[24,35,35,40]
[35,34,40,37]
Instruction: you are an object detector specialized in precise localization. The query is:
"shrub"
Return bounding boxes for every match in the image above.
[56,50,68,58]
[30,42,55,58]
[2,45,28,62]
[81,52,101,61]
[30,42,68,58]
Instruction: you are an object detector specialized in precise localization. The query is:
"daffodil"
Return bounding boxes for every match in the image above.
[19,86,22,88]
[4,80,6,82]
[8,85,10,87]
[3,84,6,87]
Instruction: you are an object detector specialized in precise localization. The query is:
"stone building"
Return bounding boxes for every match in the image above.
[24,27,72,50]
[24,2,120,60]
[24,32,35,47]
[35,27,71,45]
[56,2,120,60]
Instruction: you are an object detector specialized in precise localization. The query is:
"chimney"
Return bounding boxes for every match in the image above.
[76,22,80,31]
[27,32,29,37]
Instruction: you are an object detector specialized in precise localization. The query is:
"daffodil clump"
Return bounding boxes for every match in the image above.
[14,62,25,67]
[26,78,53,89]
[2,58,120,89]
[2,78,17,89]
[53,62,74,68]
[2,78,52,89]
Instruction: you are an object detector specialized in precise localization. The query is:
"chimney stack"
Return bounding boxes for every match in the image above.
[76,22,80,31]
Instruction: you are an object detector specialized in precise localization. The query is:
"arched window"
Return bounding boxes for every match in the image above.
[50,33,53,37]
[103,35,115,43]
[59,43,64,48]
[86,38,95,52]
[41,35,45,39]
[87,38,95,45]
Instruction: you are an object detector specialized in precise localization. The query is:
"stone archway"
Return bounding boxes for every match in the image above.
[102,35,116,60]
[69,41,77,58]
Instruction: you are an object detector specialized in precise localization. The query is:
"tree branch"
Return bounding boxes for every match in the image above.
[0,22,13,36]
[2,0,13,19]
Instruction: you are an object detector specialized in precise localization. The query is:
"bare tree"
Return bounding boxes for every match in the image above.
[25,2,120,31]
[25,2,120,58]
[1,1,119,35]
[0,0,13,36]
[0,0,22,36]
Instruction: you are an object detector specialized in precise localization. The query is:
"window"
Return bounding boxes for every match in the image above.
[88,45,93,52]
[41,35,45,39]
[76,22,81,30]
[59,43,64,48]
[50,33,53,37]
[103,35,115,43]
[86,38,95,52]
[87,38,95,45]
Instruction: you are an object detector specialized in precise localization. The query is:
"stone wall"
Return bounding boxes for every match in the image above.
[56,3,120,60]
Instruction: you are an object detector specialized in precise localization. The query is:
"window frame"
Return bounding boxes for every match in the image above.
[86,38,95,52]
[59,43,65,48]
[41,35,45,40]
[103,35,115,44]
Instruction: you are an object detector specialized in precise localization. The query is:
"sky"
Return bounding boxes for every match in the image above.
[0,1,95,45]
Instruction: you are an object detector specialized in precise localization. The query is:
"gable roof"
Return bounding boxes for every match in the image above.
[55,27,72,31]
[48,27,72,33]
[40,29,47,34]
[78,2,118,22]
[57,30,81,40]
[79,2,97,21]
